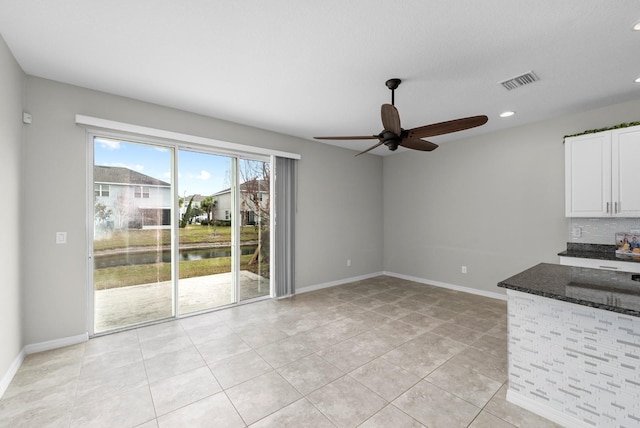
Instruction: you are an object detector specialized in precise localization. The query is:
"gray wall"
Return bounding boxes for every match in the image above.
[9,46,640,351]
[0,36,24,383]
[383,97,640,295]
[21,77,383,344]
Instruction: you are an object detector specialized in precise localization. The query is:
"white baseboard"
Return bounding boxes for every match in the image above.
[0,348,26,399]
[1,332,89,399]
[296,271,385,294]
[507,389,588,428]
[23,332,89,355]
[296,271,505,302]
[383,271,507,301]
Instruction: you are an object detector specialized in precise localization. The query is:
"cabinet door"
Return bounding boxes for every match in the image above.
[612,126,640,217]
[565,132,611,217]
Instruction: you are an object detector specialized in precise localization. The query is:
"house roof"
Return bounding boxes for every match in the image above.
[94,165,170,187]
[184,194,209,203]
[213,180,269,197]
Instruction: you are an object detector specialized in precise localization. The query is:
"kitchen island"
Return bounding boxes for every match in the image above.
[498,263,640,428]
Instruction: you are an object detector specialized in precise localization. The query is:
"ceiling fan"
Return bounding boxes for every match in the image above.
[314,78,488,156]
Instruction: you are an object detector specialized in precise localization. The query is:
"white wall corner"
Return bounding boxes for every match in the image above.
[296,272,385,294]
[0,349,26,399]
[1,332,88,399]
[383,271,507,301]
[296,271,507,301]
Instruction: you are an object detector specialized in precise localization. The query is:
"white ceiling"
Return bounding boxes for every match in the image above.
[1,0,640,155]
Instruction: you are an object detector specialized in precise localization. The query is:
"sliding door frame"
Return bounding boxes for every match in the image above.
[86,130,273,337]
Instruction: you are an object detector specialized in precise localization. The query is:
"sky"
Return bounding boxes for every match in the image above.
[94,137,232,196]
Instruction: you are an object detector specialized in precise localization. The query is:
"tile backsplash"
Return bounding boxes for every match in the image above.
[569,218,640,244]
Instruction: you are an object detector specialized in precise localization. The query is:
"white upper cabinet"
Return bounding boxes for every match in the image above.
[611,126,640,216]
[565,131,611,217]
[565,124,640,217]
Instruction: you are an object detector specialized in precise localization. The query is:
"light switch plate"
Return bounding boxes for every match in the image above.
[56,232,67,244]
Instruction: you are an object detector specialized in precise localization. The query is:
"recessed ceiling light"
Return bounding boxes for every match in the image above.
[500,111,515,118]
[634,21,640,31]
[636,77,640,83]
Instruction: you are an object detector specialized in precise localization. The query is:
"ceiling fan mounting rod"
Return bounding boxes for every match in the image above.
[386,78,401,106]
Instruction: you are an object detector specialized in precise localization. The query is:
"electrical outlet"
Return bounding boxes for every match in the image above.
[572,227,582,238]
[461,266,467,274]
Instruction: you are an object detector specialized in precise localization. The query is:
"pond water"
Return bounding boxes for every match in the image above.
[94,246,257,269]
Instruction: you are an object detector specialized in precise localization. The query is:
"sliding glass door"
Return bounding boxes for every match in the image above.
[91,135,272,334]
[92,137,174,333]
[238,158,271,301]
[177,150,234,315]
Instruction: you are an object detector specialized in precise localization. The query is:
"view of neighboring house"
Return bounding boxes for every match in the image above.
[179,194,207,222]
[213,179,269,226]
[94,165,171,230]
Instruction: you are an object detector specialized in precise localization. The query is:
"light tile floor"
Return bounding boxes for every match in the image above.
[0,276,562,427]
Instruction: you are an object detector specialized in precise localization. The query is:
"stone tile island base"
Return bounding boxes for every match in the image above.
[506,289,640,428]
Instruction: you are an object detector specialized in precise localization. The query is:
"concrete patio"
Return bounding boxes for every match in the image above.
[94,271,269,333]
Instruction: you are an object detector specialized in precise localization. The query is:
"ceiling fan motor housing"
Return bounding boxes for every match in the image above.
[380,130,401,150]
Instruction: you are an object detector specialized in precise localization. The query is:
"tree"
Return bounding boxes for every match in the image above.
[200,196,215,222]
[179,195,196,228]
[94,201,113,236]
[239,160,270,267]
[112,192,134,229]
[94,201,112,225]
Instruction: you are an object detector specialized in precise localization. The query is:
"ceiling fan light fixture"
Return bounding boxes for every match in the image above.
[500,111,515,118]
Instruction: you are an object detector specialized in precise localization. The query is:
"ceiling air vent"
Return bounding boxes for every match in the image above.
[499,71,539,91]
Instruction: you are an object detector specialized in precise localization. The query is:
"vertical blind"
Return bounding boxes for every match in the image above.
[274,156,296,297]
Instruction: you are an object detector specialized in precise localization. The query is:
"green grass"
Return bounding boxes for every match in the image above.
[93,225,269,289]
[94,225,260,250]
[94,255,269,290]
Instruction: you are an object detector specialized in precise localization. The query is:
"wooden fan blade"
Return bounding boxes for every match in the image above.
[381,104,401,136]
[407,115,488,139]
[314,135,378,140]
[399,138,439,152]
[355,141,384,156]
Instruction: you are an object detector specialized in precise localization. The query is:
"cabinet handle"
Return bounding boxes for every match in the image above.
[599,265,619,270]
[615,202,618,213]
[606,202,610,213]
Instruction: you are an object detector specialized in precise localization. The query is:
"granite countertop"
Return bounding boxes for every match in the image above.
[498,263,640,316]
[558,242,640,262]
